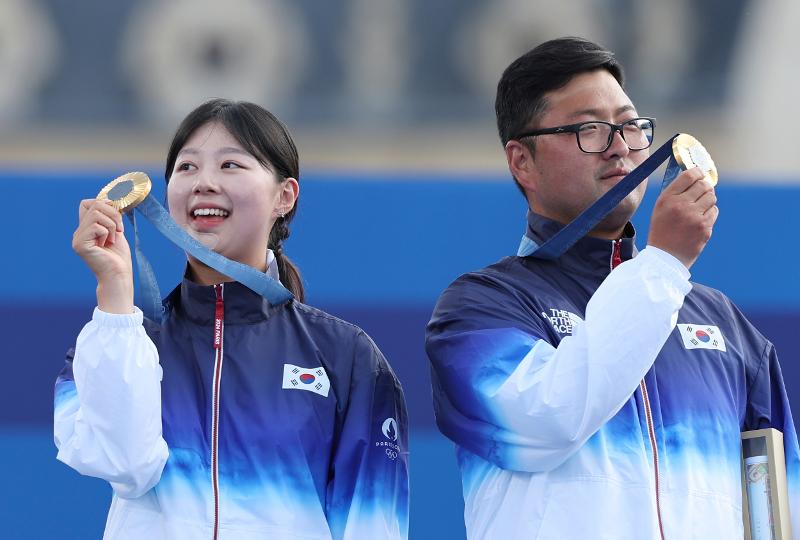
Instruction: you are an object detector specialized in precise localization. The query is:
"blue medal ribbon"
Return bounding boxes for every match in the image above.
[126,194,293,322]
[518,134,682,259]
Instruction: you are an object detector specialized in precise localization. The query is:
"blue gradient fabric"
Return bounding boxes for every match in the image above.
[426,212,800,539]
[54,279,409,540]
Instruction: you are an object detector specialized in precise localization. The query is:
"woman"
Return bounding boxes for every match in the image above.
[54,99,409,540]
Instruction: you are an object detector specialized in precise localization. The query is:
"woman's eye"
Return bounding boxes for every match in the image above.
[221,161,241,169]
[176,162,195,171]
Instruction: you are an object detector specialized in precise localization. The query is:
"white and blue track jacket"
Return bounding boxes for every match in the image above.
[54,278,409,540]
[426,211,800,540]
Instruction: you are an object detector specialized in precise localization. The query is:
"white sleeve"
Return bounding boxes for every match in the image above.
[54,307,169,498]
[491,246,691,470]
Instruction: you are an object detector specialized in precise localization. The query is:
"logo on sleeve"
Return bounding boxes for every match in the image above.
[376,417,400,460]
[542,308,583,335]
[677,324,726,352]
[281,364,330,397]
[382,418,398,441]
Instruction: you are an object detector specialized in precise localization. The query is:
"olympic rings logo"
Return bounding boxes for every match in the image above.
[385,448,398,460]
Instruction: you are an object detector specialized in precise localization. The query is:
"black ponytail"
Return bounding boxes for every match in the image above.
[268,215,304,302]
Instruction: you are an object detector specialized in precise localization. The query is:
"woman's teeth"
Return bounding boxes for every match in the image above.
[193,208,229,217]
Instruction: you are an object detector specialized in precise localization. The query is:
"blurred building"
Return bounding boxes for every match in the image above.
[0,0,796,177]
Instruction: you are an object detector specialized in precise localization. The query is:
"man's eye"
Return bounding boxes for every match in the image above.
[579,123,601,132]
[628,119,651,130]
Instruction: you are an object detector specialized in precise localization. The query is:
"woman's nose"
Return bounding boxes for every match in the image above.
[192,169,220,193]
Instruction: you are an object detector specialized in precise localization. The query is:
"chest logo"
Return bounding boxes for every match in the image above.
[542,308,583,335]
[676,324,727,352]
[282,364,330,397]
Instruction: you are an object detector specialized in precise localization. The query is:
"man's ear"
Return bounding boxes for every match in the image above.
[505,140,537,193]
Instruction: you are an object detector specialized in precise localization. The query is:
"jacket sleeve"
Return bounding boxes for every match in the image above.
[744,343,800,537]
[326,331,409,540]
[426,246,692,473]
[53,307,169,499]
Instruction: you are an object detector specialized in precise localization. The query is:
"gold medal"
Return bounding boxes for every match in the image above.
[97,171,152,212]
[672,134,718,186]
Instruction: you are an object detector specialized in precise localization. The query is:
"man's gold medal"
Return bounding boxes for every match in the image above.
[672,134,718,186]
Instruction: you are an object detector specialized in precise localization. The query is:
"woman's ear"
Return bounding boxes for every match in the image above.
[277,177,299,216]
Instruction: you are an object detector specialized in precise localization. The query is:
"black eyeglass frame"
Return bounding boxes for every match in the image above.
[514,117,657,154]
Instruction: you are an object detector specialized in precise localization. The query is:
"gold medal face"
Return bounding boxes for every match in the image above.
[97,171,152,212]
[672,134,718,186]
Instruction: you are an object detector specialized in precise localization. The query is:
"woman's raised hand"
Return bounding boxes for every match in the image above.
[72,199,135,314]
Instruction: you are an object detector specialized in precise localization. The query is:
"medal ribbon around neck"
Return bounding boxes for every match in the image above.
[97,172,293,322]
[517,133,717,259]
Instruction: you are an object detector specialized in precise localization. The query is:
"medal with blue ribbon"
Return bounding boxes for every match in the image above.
[96,172,293,322]
[517,133,717,259]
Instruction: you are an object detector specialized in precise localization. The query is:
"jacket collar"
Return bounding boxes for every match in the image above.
[164,255,287,325]
[521,210,637,277]
[163,278,288,325]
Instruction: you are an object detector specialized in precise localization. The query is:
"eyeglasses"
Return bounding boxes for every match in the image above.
[514,117,656,153]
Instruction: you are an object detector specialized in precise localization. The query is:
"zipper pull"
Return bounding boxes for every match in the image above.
[611,239,622,269]
[214,284,224,350]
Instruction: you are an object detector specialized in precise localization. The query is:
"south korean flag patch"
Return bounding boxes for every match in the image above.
[677,324,727,352]
[282,364,331,397]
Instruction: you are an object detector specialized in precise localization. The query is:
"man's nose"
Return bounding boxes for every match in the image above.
[603,129,631,159]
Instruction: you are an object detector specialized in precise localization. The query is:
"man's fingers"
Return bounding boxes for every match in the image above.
[694,189,717,212]
[675,177,713,206]
[664,166,705,195]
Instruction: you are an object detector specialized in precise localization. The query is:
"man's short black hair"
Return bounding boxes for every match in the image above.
[495,37,624,147]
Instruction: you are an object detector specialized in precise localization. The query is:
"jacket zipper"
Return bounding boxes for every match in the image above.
[639,380,665,539]
[211,284,225,540]
[610,240,665,538]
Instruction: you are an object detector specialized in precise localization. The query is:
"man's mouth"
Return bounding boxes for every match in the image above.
[600,168,631,180]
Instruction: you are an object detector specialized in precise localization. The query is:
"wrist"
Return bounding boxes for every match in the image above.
[643,245,692,279]
[96,276,134,314]
[645,239,692,270]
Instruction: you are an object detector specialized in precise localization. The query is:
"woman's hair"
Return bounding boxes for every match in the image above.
[164,98,304,301]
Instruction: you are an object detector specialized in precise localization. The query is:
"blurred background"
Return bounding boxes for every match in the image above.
[2,0,799,538]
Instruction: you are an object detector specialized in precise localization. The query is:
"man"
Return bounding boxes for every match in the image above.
[426,37,799,539]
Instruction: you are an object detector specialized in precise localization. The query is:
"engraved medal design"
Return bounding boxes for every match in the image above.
[96,171,152,213]
[672,133,718,186]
